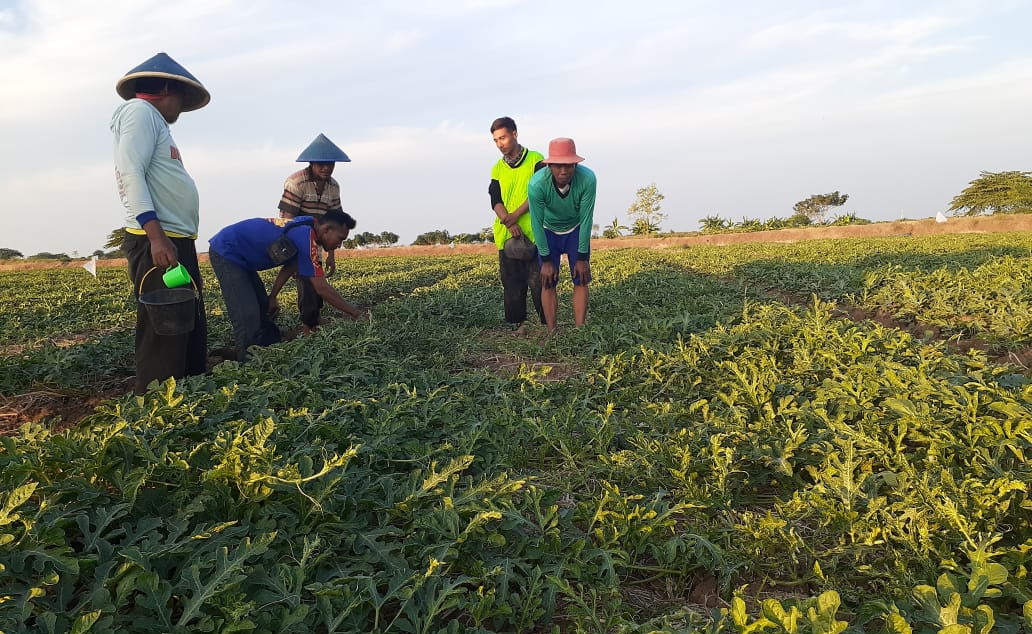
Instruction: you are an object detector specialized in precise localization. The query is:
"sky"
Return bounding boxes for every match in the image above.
[0,0,1030,256]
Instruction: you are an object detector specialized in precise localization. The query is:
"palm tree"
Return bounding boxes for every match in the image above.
[602,217,628,239]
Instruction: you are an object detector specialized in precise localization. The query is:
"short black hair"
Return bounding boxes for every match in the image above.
[322,210,356,230]
[490,117,516,134]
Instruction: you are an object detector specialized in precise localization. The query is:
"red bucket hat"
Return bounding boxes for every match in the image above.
[541,137,585,164]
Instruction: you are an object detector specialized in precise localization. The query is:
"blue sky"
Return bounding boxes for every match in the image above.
[0,0,1030,255]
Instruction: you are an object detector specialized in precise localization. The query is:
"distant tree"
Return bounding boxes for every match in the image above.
[829,212,871,226]
[453,232,487,244]
[948,171,1032,216]
[627,183,666,235]
[602,217,628,239]
[591,223,600,238]
[378,231,399,246]
[104,227,126,250]
[354,231,381,247]
[29,252,71,261]
[478,226,493,242]
[793,191,849,224]
[736,217,763,232]
[699,215,731,234]
[412,229,452,246]
[92,249,105,257]
[0,248,23,259]
[786,212,813,227]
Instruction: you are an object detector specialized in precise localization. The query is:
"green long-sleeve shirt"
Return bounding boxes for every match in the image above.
[528,164,597,256]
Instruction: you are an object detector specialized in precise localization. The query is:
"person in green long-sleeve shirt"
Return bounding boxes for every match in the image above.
[527,137,597,333]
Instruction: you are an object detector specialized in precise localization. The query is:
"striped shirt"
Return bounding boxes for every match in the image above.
[278,168,343,217]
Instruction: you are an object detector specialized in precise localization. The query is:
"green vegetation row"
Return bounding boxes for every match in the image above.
[1,235,1031,632]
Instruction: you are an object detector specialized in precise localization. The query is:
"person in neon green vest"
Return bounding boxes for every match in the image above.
[488,117,546,333]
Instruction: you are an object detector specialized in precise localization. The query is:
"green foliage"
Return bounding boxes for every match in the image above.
[700,215,732,234]
[27,252,71,262]
[603,217,629,239]
[949,171,1032,216]
[828,212,870,226]
[412,229,453,245]
[2,235,1031,632]
[452,232,488,244]
[0,248,23,259]
[628,183,666,235]
[698,212,845,234]
[344,231,403,249]
[103,228,126,251]
[793,191,849,224]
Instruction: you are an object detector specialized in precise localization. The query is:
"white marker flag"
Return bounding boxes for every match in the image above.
[935,212,948,224]
[81,255,98,277]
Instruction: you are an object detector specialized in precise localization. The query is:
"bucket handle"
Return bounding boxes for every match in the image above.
[138,266,198,297]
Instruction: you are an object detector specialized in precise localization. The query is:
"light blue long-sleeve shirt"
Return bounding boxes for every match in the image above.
[111,99,199,237]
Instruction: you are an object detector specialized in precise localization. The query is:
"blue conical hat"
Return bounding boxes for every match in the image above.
[115,52,210,111]
[296,134,351,163]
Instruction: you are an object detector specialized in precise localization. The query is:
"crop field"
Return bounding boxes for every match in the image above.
[1,232,1031,633]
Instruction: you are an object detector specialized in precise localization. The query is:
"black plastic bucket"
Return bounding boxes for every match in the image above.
[139,287,196,335]
[138,266,198,336]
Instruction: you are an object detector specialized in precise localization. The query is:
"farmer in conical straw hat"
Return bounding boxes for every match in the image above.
[527,137,597,334]
[278,134,351,332]
[111,52,210,394]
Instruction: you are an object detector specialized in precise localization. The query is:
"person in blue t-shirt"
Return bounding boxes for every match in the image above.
[208,210,363,360]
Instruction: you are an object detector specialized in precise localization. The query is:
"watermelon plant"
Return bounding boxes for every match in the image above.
[1,235,1030,632]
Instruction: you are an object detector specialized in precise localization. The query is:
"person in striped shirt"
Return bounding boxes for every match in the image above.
[278,134,350,331]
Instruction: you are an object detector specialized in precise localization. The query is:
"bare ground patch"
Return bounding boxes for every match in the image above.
[466,352,580,382]
[0,327,130,357]
[0,377,134,436]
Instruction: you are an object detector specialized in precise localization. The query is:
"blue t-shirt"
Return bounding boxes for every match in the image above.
[209,217,323,277]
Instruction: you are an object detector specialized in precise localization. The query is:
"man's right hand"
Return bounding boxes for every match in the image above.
[149,233,178,268]
[509,224,523,238]
[540,260,558,288]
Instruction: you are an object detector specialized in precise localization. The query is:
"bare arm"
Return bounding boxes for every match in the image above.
[266,262,297,318]
[269,262,297,299]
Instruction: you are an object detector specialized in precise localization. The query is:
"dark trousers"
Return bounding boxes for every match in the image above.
[124,233,207,395]
[499,249,545,324]
[210,251,281,361]
[296,275,324,327]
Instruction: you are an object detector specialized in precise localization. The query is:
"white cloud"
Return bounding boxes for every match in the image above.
[1,0,1030,253]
